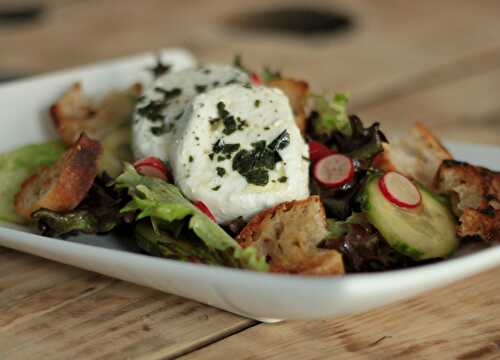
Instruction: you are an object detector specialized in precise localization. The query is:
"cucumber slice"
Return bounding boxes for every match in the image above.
[363,175,458,260]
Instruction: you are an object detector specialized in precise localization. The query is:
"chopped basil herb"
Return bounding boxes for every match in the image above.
[212,81,220,87]
[195,84,207,93]
[189,155,194,163]
[202,68,211,74]
[195,136,200,141]
[213,139,224,153]
[264,126,270,130]
[208,153,215,160]
[148,57,171,78]
[254,99,261,108]
[278,176,288,183]
[216,167,226,177]
[175,111,184,120]
[231,131,290,186]
[245,169,269,186]
[237,118,248,130]
[268,130,290,151]
[302,156,310,162]
[138,100,166,122]
[212,185,221,191]
[151,122,175,135]
[217,101,229,118]
[217,155,226,162]
[154,87,182,101]
[225,78,238,85]
[222,116,237,135]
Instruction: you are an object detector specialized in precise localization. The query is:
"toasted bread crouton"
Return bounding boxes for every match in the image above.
[435,159,500,242]
[50,83,141,145]
[237,196,344,275]
[268,79,309,135]
[373,122,452,188]
[15,134,102,219]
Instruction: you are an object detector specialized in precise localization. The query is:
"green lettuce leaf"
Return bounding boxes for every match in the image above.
[311,92,351,137]
[32,175,127,237]
[0,141,67,224]
[116,164,268,271]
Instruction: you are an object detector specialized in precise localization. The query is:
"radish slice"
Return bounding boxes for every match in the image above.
[379,172,422,209]
[313,154,354,188]
[194,201,216,222]
[134,157,170,181]
[250,72,262,85]
[308,141,336,162]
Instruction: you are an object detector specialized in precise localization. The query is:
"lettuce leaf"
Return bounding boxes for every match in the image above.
[0,141,67,224]
[311,93,351,138]
[32,175,127,237]
[116,164,268,271]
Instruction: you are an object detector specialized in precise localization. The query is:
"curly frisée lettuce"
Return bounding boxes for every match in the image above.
[311,92,351,138]
[116,164,268,271]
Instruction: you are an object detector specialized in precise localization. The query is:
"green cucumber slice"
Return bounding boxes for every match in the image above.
[363,175,458,260]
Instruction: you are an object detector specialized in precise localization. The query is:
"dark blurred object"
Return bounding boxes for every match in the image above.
[0,72,28,83]
[0,3,43,26]
[226,6,352,36]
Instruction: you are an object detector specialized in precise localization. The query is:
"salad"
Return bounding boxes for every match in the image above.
[1,55,498,275]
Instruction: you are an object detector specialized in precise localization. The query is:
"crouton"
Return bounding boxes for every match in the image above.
[268,78,309,135]
[373,122,452,188]
[15,134,102,219]
[50,82,141,145]
[237,196,344,275]
[435,159,500,242]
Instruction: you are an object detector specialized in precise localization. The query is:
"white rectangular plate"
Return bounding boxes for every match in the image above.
[1,49,499,321]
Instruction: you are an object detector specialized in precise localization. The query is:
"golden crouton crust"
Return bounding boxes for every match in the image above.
[237,196,345,275]
[15,134,102,219]
[435,159,500,242]
[373,122,452,187]
[50,82,141,145]
[268,78,309,135]
[413,122,452,159]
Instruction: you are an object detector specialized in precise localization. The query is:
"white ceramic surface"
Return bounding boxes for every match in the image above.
[0,49,499,322]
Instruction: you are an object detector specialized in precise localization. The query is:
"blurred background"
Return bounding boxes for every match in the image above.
[0,0,499,143]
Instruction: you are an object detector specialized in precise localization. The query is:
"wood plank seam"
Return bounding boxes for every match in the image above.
[164,320,259,360]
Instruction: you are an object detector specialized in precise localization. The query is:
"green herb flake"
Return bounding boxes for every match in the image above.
[155,87,182,101]
[195,85,207,93]
[278,176,288,183]
[211,185,221,191]
[137,101,166,122]
[188,156,194,163]
[254,99,261,108]
[147,57,171,78]
[216,167,226,177]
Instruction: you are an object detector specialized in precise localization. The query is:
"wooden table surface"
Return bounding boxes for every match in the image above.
[0,1,499,359]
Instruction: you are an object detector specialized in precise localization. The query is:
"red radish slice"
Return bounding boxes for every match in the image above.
[134,157,170,181]
[379,172,422,209]
[194,201,216,222]
[250,72,262,85]
[308,141,336,162]
[313,154,354,188]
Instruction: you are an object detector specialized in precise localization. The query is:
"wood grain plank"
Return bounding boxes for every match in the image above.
[355,59,500,145]
[0,0,500,106]
[179,266,500,360]
[0,279,254,360]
